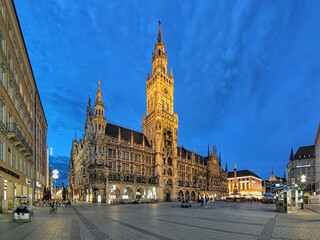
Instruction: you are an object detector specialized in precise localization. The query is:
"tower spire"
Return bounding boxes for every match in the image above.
[95,78,103,106]
[157,20,162,44]
[290,148,294,160]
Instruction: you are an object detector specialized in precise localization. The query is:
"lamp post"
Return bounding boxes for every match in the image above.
[52,169,59,201]
[300,174,306,208]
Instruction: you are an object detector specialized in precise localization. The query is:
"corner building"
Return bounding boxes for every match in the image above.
[0,0,48,212]
[68,23,227,203]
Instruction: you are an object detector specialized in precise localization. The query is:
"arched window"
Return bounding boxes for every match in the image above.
[167,157,172,166]
[167,179,172,186]
[167,168,172,175]
[99,109,101,115]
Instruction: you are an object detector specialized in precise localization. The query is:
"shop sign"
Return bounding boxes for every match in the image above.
[36,181,41,187]
[26,179,31,185]
[0,166,20,179]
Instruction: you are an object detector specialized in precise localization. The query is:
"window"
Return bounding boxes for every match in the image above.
[14,153,17,169]
[135,154,141,162]
[0,139,4,161]
[19,157,22,172]
[108,149,116,158]
[0,101,4,123]
[0,67,4,87]
[98,159,102,165]
[0,28,4,51]
[7,147,11,166]
[122,151,129,160]
[8,51,12,70]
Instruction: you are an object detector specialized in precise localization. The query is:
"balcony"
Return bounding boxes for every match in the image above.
[7,123,33,156]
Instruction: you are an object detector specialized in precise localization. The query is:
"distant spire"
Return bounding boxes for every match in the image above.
[147,70,150,79]
[290,148,294,160]
[157,20,162,44]
[225,162,228,172]
[207,144,210,157]
[170,68,173,77]
[74,131,77,142]
[219,152,221,165]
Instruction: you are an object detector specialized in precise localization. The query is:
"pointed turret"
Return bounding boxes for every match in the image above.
[207,144,210,157]
[170,68,173,77]
[157,20,162,44]
[95,78,103,106]
[218,152,221,165]
[147,70,150,79]
[118,127,121,142]
[225,162,228,172]
[290,148,294,160]
[74,131,77,142]
[92,78,107,135]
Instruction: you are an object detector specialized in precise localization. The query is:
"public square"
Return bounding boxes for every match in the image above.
[0,202,319,240]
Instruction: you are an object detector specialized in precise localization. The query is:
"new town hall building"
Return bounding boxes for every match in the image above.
[68,22,228,203]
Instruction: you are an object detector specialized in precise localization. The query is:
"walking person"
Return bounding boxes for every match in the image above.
[205,196,209,208]
[178,196,181,207]
[197,195,201,207]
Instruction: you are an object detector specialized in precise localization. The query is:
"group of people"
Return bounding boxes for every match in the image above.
[197,195,210,208]
[178,195,192,208]
[178,195,210,208]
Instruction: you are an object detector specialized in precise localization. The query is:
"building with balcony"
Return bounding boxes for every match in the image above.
[68,22,228,203]
[0,0,47,212]
[287,146,316,195]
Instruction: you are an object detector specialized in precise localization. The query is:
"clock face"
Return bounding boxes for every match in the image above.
[163,88,168,94]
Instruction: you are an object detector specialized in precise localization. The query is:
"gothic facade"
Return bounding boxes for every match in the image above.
[68,22,228,203]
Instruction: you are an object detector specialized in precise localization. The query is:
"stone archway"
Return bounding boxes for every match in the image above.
[185,190,190,201]
[108,186,121,201]
[191,191,196,201]
[164,188,171,202]
[123,187,133,199]
[136,187,145,200]
[178,190,184,197]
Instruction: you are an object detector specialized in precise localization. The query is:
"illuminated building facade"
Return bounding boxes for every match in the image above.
[68,22,228,203]
[227,165,262,199]
[0,0,48,213]
[287,146,316,195]
[315,123,320,195]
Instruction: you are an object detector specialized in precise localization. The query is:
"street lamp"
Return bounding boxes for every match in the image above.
[52,169,59,201]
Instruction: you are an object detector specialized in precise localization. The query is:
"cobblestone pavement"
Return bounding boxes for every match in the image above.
[0,202,319,240]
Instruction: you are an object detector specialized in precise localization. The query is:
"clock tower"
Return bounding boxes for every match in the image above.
[142,21,178,201]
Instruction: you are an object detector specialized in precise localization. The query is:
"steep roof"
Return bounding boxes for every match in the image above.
[177,146,207,165]
[105,123,151,147]
[228,170,261,179]
[294,145,315,159]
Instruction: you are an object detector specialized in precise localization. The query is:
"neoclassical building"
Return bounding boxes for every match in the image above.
[68,22,227,203]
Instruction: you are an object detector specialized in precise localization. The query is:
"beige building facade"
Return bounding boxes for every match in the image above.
[68,22,228,203]
[315,122,320,195]
[0,0,47,212]
[227,165,263,199]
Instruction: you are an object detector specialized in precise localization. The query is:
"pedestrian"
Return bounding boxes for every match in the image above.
[205,196,209,208]
[202,195,205,208]
[178,196,181,207]
[197,195,201,207]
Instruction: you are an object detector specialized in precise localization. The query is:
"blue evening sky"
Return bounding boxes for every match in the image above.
[14,0,320,180]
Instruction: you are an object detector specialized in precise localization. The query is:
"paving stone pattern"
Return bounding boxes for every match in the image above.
[0,202,319,240]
